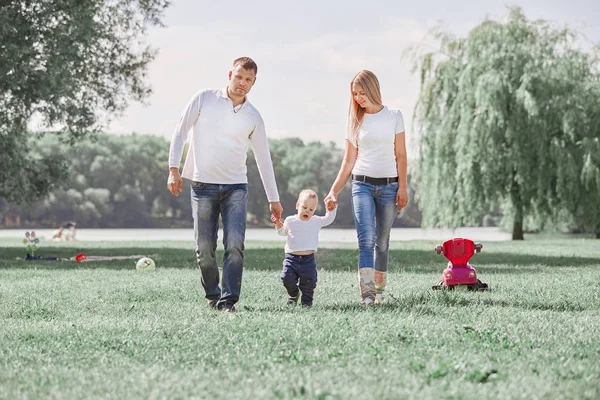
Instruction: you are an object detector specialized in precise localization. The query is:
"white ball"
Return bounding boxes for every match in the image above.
[136,257,156,272]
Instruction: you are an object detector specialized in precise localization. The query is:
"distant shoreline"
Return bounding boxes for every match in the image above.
[0,227,513,242]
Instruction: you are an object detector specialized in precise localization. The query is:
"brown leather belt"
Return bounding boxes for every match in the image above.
[352,175,398,185]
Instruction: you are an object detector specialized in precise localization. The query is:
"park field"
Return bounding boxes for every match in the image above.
[0,237,599,399]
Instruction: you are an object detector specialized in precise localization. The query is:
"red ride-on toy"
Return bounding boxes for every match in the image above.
[432,238,489,291]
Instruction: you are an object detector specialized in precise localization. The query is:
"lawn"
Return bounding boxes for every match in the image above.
[0,237,599,399]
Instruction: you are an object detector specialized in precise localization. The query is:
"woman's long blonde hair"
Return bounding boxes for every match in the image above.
[348,70,383,146]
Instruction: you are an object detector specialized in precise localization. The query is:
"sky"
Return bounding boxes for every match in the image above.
[107,0,600,153]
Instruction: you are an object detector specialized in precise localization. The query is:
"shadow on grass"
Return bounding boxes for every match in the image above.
[243,291,589,313]
[0,247,598,271]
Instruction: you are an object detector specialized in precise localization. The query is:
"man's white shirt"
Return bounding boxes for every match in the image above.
[276,209,337,253]
[168,88,279,202]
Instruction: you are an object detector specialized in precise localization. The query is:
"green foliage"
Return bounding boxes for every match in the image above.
[247,138,357,226]
[2,134,186,228]
[283,141,341,197]
[2,133,421,228]
[408,7,600,238]
[0,133,68,205]
[0,0,169,203]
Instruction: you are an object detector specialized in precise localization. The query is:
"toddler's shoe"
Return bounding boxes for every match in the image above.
[287,296,298,305]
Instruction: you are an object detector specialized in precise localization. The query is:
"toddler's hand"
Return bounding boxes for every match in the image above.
[325,196,337,212]
[324,192,338,211]
[270,215,283,229]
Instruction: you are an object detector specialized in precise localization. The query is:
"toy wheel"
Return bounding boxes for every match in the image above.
[473,280,489,291]
[464,281,486,291]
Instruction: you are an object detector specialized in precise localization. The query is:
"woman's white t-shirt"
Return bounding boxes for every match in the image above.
[346,106,405,178]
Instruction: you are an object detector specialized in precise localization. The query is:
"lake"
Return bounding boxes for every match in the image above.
[0,227,512,242]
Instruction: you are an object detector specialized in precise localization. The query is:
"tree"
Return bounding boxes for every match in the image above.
[283,141,342,201]
[246,138,297,225]
[43,188,84,225]
[408,7,600,239]
[0,133,195,229]
[572,99,600,238]
[113,185,149,227]
[0,0,169,204]
[84,188,112,226]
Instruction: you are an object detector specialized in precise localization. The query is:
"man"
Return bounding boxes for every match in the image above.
[167,57,283,312]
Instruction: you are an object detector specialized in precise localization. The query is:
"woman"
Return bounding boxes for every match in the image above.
[325,70,408,305]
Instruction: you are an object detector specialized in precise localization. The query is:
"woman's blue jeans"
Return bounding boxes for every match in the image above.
[351,180,399,272]
[191,182,247,309]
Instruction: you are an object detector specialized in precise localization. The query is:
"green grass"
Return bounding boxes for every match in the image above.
[1,238,599,399]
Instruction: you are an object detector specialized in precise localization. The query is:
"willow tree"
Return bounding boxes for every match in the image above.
[574,83,600,238]
[0,0,169,204]
[408,7,600,239]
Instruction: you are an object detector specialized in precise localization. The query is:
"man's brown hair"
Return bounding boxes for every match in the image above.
[233,57,258,75]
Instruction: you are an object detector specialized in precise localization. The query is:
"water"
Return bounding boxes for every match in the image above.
[0,227,512,242]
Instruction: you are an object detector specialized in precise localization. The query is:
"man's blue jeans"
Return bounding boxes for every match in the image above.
[191,182,247,309]
[351,180,399,272]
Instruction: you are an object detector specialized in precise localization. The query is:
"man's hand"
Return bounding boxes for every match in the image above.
[270,215,283,229]
[269,201,283,221]
[167,168,183,196]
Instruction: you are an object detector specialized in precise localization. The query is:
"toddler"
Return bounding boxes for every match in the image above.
[273,189,337,306]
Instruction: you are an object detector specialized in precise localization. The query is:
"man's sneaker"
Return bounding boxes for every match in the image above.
[221,305,236,313]
[287,296,298,305]
[374,293,385,304]
[207,300,218,309]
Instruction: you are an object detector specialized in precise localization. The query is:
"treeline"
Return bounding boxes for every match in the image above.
[0,133,422,229]
[409,8,600,239]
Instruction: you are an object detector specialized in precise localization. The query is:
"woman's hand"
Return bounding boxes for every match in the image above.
[324,192,338,211]
[396,188,408,210]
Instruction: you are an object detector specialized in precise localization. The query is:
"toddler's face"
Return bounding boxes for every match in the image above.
[296,197,318,221]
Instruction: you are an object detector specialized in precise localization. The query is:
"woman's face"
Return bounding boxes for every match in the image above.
[352,82,373,109]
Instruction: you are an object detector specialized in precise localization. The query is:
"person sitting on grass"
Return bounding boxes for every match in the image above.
[272,189,337,307]
[52,221,77,241]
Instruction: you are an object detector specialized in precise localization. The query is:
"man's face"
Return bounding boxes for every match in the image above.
[228,65,256,97]
[296,196,318,221]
